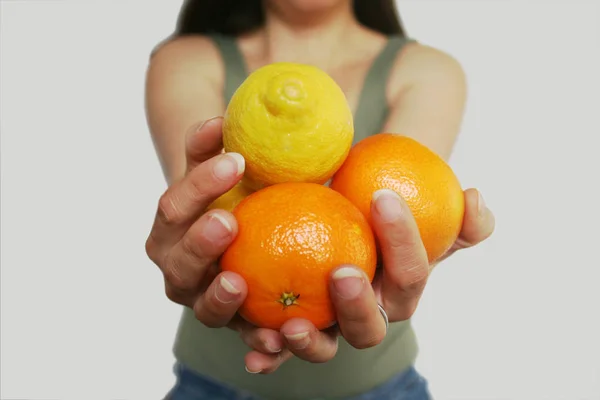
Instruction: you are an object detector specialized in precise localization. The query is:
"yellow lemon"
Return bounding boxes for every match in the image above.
[206,180,255,213]
[223,62,354,189]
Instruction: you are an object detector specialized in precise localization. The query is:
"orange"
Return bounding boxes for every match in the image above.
[220,182,377,330]
[330,133,465,263]
[206,180,254,213]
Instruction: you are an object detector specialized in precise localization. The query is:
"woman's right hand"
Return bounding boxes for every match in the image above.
[145,118,291,371]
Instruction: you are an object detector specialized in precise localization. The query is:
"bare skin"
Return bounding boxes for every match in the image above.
[145,0,495,374]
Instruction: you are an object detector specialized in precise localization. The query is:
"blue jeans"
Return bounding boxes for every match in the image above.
[166,363,432,400]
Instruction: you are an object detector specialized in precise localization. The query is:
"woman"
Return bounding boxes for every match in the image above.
[144,0,495,399]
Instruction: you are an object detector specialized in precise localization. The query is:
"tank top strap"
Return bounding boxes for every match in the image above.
[209,34,248,105]
[353,36,416,140]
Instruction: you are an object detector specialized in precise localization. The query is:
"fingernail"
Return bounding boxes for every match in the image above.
[284,331,310,349]
[213,153,245,180]
[264,341,282,353]
[245,365,262,374]
[373,189,402,223]
[477,192,486,217]
[205,213,233,241]
[198,116,220,131]
[187,117,220,145]
[332,266,364,299]
[215,276,240,304]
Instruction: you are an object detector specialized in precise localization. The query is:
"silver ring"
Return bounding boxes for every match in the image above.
[377,303,389,333]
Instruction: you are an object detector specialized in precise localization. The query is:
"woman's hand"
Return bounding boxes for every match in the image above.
[246,187,495,373]
[145,117,247,325]
[145,118,291,370]
[147,118,495,374]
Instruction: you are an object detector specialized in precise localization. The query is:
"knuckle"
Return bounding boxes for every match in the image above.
[454,237,473,249]
[187,170,210,204]
[264,351,293,372]
[401,266,429,296]
[194,301,224,328]
[352,332,385,349]
[164,283,185,305]
[157,193,184,226]
[180,234,208,264]
[261,365,280,374]
[184,217,230,261]
[144,234,160,264]
[338,309,366,325]
[386,226,417,249]
[242,329,271,352]
[258,339,272,353]
[238,331,254,348]
[163,257,194,291]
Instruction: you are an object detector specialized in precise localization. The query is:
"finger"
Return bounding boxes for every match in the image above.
[371,189,429,321]
[280,318,339,363]
[244,349,294,374]
[192,271,248,328]
[236,323,285,355]
[229,315,284,355]
[455,188,495,248]
[147,152,244,256]
[162,209,237,306]
[329,266,387,349]
[185,117,225,173]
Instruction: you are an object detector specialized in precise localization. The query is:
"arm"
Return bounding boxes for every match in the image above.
[382,44,468,161]
[236,45,491,373]
[145,37,296,372]
[290,46,490,364]
[145,36,225,184]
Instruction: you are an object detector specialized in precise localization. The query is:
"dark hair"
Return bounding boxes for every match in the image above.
[175,0,406,37]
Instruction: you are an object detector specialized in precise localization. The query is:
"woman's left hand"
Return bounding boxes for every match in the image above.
[243,188,495,373]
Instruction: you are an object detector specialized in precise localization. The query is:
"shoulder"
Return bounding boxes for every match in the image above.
[147,35,225,93]
[380,42,468,159]
[386,41,467,102]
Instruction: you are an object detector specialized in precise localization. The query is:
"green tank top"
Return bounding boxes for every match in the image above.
[173,34,418,400]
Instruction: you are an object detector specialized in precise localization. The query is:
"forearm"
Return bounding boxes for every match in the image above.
[144,37,225,184]
[381,44,467,161]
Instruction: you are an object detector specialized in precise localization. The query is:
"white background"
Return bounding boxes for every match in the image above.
[2,0,599,399]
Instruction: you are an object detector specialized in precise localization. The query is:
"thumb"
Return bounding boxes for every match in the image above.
[370,189,429,320]
[186,116,225,173]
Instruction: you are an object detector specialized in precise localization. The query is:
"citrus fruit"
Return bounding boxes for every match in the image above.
[206,180,254,213]
[222,62,354,190]
[330,133,465,263]
[220,182,377,330]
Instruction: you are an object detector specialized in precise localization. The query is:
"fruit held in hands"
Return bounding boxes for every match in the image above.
[220,182,377,330]
[331,133,465,263]
[222,62,354,190]
[206,180,254,213]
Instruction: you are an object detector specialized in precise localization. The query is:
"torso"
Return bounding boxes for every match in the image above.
[153,26,415,118]
[235,27,391,116]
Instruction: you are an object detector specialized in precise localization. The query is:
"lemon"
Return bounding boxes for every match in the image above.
[206,180,255,213]
[222,62,354,189]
